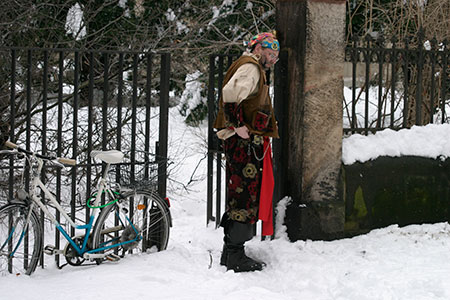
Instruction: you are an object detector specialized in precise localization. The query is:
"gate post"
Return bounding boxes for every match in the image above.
[158,53,170,199]
[276,0,346,240]
[206,55,215,225]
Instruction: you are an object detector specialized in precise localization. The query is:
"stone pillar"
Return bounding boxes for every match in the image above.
[275,0,346,240]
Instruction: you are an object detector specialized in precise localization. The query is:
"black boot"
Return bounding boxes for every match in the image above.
[219,214,230,267]
[227,244,264,272]
[220,240,265,268]
[224,221,265,272]
[220,243,227,266]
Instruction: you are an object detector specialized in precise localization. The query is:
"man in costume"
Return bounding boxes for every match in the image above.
[213,32,279,272]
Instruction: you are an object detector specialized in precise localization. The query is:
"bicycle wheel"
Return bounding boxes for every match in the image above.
[91,189,171,262]
[0,203,42,276]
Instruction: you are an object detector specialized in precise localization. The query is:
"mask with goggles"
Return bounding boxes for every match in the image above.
[244,31,280,52]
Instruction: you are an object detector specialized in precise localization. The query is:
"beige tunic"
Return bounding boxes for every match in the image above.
[217,52,261,140]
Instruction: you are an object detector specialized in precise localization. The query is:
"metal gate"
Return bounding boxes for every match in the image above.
[0,47,170,268]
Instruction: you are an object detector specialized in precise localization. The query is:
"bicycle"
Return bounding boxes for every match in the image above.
[0,141,172,276]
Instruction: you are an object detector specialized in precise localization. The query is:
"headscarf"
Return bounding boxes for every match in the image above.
[245,31,280,51]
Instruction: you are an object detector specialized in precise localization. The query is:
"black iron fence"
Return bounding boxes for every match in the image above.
[344,29,449,134]
[206,54,236,227]
[0,47,170,268]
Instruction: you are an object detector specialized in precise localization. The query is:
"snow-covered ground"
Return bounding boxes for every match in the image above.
[2,107,450,300]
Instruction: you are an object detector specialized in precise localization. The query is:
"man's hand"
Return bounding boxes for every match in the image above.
[235,126,250,139]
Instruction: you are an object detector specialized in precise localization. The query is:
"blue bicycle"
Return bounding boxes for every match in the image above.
[0,141,171,276]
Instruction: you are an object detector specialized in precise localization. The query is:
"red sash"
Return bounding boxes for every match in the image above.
[259,137,274,236]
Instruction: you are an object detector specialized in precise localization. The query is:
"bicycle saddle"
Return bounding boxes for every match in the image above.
[91,150,124,164]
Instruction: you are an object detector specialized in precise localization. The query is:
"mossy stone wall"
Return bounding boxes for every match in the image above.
[344,156,450,236]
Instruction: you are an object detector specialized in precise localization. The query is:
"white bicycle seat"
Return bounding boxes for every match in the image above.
[91,150,124,164]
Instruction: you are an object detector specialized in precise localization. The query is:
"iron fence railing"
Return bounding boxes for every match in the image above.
[0,47,170,269]
[344,28,449,134]
[206,54,238,227]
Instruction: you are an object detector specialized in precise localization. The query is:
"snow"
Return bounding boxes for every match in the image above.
[342,83,450,164]
[208,1,236,29]
[65,3,86,41]
[180,71,206,116]
[343,86,403,129]
[118,0,127,9]
[176,20,189,35]
[2,104,450,299]
[342,123,450,164]
[165,8,176,22]
[165,8,189,35]
[245,0,253,11]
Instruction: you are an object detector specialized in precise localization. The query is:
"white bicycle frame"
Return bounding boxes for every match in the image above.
[29,155,114,230]
[3,144,143,261]
[0,141,156,260]
[25,153,126,259]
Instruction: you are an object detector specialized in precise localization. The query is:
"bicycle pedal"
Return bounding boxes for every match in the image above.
[44,245,63,256]
[105,253,121,262]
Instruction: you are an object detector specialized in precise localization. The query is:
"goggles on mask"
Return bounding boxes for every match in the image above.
[261,39,280,51]
[245,32,280,52]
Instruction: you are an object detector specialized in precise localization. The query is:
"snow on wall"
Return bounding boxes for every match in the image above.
[342,123,450,165]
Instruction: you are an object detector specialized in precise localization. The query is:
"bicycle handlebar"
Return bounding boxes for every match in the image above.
[4,141,17,149]
[4,141,76,166]
[57,157,76,166]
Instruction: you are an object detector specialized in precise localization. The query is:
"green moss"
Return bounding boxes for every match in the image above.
[354,186,367,218]
[344,156,450,236]
[344,220,360,231]
[344,186,368,232]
